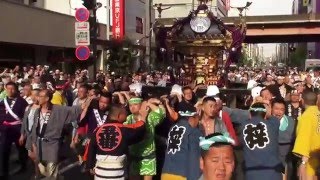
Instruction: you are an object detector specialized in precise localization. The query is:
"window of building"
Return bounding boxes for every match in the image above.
[136,17,143,34]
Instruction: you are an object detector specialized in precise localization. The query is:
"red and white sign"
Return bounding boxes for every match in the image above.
[112,0,125,39]
[75,22,90,30]
[226,0,230,11]
[75,46,90,61]
[75,31,90,46]
[75,8,90,22]
[75,21,90,46]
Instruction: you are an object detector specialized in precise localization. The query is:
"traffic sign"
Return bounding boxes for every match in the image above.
[75,29,90,46]
[75,22,89,30]
[75,46,90,61]
[75,8,90,22]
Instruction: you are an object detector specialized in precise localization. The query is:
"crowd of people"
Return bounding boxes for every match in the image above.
[0,65,319,180]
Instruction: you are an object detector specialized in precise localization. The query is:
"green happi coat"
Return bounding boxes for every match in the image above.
[124,107,165,176]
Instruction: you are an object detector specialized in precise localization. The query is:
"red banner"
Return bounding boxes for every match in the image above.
[112,0,125,39]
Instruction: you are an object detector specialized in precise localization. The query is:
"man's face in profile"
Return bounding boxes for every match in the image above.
[200,145,235,180]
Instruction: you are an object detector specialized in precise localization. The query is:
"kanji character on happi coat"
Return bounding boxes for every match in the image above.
[241,103,283,180]
[124,97,165,180]
[86,104,148,180]
[75,92,112,167]
[285,89,304,122]
[161,110,202,180]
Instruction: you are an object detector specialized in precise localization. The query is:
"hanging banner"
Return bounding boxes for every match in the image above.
[112,0,125,39]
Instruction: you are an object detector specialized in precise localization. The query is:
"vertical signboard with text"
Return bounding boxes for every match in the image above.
[112,0,125,40]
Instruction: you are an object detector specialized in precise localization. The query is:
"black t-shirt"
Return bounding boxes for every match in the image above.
[177,100,196,112]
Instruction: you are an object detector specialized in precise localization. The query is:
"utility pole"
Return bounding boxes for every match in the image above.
[145,0,152,71]
[106,0,110,42]
[103,0,111,72]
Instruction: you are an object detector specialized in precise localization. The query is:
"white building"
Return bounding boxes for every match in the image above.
[0,0,152,73]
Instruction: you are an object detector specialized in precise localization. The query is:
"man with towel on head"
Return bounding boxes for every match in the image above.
[87,104,148,180]
[199,133,236,180]
[161,108,202,180]
[242,103,283,180]
[125,97,165,180]
[204,85,238,145]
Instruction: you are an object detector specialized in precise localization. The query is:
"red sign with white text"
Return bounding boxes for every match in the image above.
[112,0,125,39]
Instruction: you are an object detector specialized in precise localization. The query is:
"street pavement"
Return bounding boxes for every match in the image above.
[9,145,92,180]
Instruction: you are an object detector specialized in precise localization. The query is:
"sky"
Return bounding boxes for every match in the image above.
[229,0,294,57]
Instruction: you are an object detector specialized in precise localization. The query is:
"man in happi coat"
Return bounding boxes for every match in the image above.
[78,92,112,137]
[241,103,283,180]
[76,92,112,167]
[271,98,295,179]
[20,88,40,179]
[161,110,202,180]
[285,89,304,122]
[30,89,86,179]
[0,82,28,180]
[199,133,236,180]
[87,104,147,180]
[69,84,90,169]
[125,97,165,180]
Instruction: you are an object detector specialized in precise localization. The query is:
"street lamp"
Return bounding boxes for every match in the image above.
[230,1,252,17]
[153,3,171,18]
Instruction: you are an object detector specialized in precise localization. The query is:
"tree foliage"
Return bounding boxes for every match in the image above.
[289,44,307,68]
[239,51,253,66]
[105,38,135,75]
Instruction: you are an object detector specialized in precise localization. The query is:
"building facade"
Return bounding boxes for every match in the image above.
[292,0,320,60]
[276,44,289,64]
[246,44,260,66]
[0,0,152,74]
[307,0,320,59]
